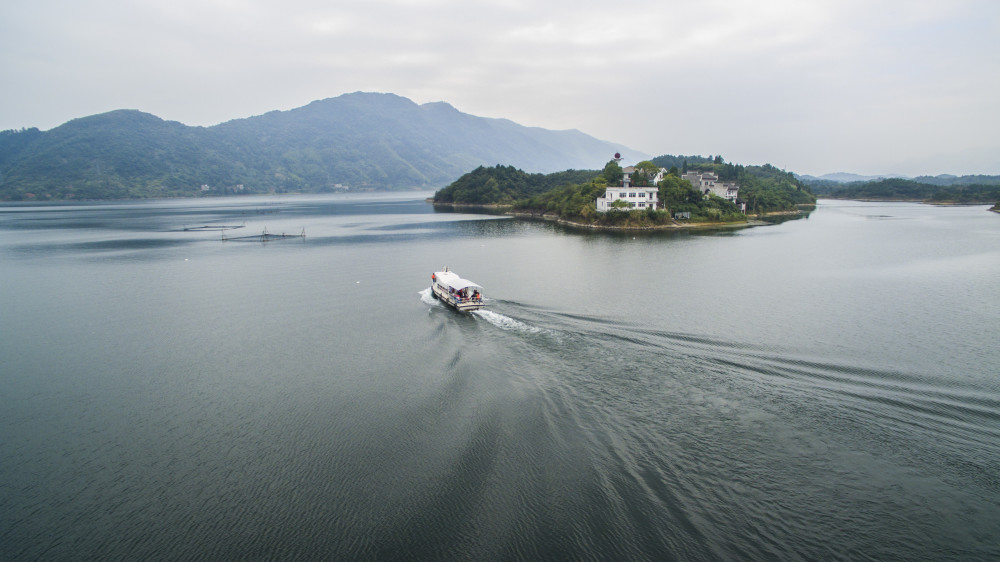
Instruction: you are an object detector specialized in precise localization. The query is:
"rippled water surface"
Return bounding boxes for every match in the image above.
[2,195,998,560]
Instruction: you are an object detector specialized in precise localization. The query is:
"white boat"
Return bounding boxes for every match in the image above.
[430,267,485,312]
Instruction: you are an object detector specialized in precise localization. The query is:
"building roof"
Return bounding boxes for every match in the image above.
[606,186,658,192]
[434,270,483,291]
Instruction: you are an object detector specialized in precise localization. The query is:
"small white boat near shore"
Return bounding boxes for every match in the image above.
[430,267,485,312]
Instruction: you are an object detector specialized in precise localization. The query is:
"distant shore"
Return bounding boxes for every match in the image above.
[819,196,999,206]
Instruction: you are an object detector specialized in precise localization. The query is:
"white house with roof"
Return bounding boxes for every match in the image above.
[596,185,659,212]
[596,165,659,212]
[621,165,669,188]
[681,171,740,202]
[652,168,667,185]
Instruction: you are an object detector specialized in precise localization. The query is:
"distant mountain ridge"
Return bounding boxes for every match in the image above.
[798,172,1000,186]
[797,172,892,183]
[0,92,649,200]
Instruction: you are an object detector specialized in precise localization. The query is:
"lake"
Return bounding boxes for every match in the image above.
[1,195,998,560]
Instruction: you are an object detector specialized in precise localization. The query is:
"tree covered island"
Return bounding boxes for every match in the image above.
[433,155,816,229]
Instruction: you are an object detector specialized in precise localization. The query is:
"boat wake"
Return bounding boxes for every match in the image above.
[418,287,438,306]
[472,309,545,335]
[418,288,546,335]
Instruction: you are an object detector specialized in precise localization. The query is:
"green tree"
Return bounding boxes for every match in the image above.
[658,174,702,211]
[602,160,623,186]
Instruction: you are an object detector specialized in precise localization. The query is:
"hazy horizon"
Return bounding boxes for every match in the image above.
[2,1,997,177]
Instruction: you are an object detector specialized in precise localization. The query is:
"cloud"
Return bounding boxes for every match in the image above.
[1,0,997,175]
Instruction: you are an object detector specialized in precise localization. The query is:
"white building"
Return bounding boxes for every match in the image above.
[681,171,739,203]
[621,166,636,186]
[622,166,669,189]
[651,168,667,185]
[596,168,659,212]
[596,164,661,212]
[596,185,659,212]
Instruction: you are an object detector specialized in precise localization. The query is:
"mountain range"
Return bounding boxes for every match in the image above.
[797,172,1000,186]
[0,92,648,200]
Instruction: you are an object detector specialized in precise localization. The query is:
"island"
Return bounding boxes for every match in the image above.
[432,155,817,230]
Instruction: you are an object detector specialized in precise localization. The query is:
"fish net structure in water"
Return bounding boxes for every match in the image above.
[221,227,305,242]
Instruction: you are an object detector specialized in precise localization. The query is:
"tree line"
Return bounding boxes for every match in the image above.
[807,177,1000,204]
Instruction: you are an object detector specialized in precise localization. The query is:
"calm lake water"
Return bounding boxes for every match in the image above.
[1,194,998,560]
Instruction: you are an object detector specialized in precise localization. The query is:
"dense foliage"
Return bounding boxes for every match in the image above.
[808,178,1000,203]
[432,165,597,205]
[0,93,635,201]
[650,154,717,171]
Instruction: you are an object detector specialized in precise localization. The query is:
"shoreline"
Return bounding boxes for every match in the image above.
[430,200,811,231]
[819,196,998,207]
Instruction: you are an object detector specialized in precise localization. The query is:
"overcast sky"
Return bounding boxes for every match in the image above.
[2,0,997,176]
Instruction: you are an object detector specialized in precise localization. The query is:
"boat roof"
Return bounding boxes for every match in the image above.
[435,270,483,291]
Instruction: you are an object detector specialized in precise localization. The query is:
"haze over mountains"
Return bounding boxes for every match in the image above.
[0,92,649,200]
[797,172,1000,185]
[2,91,996,202]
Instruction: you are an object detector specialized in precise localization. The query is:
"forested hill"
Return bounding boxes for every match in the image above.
[432,165,599,205]
[0,92,647,201]
[805,177,1000,204]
